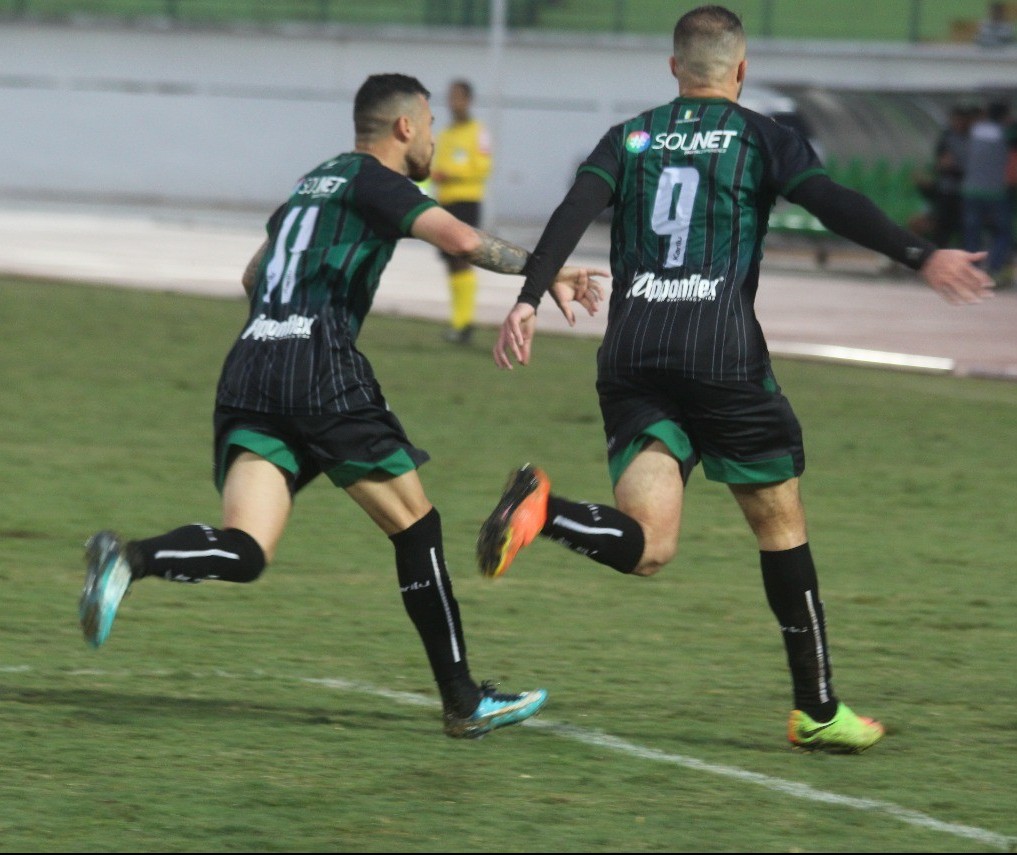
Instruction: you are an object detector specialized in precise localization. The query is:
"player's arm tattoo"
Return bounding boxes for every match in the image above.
[467,230,530,275]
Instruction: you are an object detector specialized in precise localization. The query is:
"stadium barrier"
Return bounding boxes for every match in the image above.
[0,0,997,42]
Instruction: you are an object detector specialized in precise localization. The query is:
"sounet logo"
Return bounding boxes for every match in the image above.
[625,121,738,156]
[294,175,348,197]
[652,128,738,153]
[625,271,723,303]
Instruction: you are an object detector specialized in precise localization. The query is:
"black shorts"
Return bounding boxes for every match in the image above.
[213,403,430,494]
[438,201,481,264]
[597,368,805,486]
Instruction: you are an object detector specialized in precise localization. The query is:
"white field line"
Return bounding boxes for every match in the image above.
[766,341,956,374]
[304,677,1014,851]
[4,665,1013,851]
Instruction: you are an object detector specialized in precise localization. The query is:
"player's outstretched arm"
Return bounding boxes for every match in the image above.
[494,266,607,369]
[789,175,994,305]
[918,249,995,305]
[548,266,608,326]
[411,206,608,325]
[493,302,537,369]
[411,207,529,273]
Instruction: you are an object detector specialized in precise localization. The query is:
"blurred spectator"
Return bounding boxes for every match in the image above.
[930,104,974,248]
[962,101,1013,283]
[975,2,1015,47]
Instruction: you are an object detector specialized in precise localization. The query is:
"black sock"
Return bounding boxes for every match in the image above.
[127,525,266,583]
[760,543,838,721]
[541,495,645,573]
[390,508,480,717]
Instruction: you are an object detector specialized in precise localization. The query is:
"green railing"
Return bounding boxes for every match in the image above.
[0,0,997,43]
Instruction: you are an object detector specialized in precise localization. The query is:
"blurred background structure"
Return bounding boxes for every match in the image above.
[2,1,1015,252]
[3,0,1014,41]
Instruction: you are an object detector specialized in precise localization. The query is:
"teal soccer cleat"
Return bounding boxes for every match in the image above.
[79,530,134,648]
[443,682,549,739]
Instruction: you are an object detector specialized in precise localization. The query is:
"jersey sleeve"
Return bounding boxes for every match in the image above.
[352,159,439,239]
[576,125,624,200]
[748,116,827,198]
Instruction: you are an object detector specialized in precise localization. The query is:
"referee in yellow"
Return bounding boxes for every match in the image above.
[432,79,492,344]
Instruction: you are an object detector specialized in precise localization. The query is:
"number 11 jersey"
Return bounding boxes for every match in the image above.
[216,153,438,415]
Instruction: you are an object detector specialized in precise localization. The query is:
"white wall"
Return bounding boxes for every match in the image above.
[4,21,1016,222]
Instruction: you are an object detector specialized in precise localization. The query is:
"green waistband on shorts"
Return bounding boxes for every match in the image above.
[701,452,796,484]
[325,447,420,489]
[219,429,300,490]
[608,419,694,487]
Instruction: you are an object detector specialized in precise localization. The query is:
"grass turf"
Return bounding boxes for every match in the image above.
[1,276,1015,852]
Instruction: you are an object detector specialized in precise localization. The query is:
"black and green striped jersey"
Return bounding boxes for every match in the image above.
[216,153,437,414]
[579,96,825,381]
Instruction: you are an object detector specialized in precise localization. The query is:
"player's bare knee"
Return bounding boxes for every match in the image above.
[630,538,677,576]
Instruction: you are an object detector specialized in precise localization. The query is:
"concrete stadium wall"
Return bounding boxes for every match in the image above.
[3,20,1016,223]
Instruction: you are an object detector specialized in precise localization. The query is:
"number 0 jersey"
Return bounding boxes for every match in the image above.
[580,96,825,381]
[216,153,437,414]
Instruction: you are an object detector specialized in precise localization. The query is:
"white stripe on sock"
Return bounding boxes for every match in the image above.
[429,547,461,664]
[804,589,830,704]
[153,549,241,560]
[552,515,624,538]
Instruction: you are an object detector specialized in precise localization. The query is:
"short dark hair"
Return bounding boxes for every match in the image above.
[354,73,430,142]
[673,4,744,51]
[672,5,745,86]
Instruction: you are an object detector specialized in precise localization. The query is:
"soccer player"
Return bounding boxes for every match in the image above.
[78,73,604,739]
[476,5,994,753]
[431,79,492,345]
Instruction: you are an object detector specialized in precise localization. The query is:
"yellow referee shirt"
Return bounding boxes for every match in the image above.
[432,118,492,206]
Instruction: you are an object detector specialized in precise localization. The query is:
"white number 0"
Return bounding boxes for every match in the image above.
[650,166,699,268]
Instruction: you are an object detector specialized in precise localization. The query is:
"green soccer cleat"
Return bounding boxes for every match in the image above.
[788,702,885,753]
[79,530,134,648]
[443,682,549,739]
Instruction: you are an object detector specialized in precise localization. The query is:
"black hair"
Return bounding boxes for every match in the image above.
[354,73,431,141]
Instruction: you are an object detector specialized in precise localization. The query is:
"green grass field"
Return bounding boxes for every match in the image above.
[1,276,1016,852]
[3,0,982,42]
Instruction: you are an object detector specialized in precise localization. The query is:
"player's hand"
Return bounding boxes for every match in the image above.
[493,302,537,369]
[549,266,609,326]
[919,249,995,305]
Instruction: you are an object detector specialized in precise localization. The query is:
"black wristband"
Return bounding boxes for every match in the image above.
[517,285,542,310]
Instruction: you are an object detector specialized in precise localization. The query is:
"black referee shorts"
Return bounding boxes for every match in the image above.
[597,368,805,487]
[213,403,430,494]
